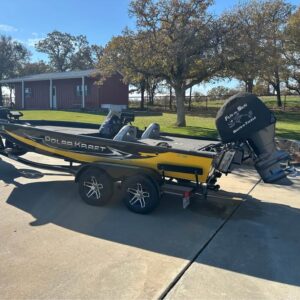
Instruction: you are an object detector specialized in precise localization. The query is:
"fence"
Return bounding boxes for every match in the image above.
[130,95,235,113]
[129,94,300,113]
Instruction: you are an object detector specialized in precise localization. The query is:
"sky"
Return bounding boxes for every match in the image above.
[0,0,299,94]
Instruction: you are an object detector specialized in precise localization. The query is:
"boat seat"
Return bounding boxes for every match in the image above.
[141,123,160,139]
[113,125,138,142]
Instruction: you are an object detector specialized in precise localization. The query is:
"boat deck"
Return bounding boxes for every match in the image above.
[37,125,218,152]
[36,125,98,136]
[139,137,217,152]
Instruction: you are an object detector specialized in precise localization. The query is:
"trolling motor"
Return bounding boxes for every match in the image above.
[215,93,290,183]
[0,107,27,155]
[0,107,23,121]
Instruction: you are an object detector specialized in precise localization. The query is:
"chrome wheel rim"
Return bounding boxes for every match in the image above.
[127,183,150,208]
[84,176,103,199]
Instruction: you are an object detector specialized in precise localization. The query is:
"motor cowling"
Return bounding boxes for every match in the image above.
[215,93,289,183]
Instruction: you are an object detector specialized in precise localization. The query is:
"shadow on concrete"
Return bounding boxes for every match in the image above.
[1,159,300,288]
[0,159,71,185]
[0,159,23,186]
[198,195,300,287]
[3,174,243,259]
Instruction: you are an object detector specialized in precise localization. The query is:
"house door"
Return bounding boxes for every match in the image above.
[52,86,57,109]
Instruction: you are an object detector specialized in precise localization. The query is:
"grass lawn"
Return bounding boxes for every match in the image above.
[261,95,300,110]
[20,109,300,141]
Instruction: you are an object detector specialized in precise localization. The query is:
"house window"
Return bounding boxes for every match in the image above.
[25,87,32,98]
[76,85,88,97]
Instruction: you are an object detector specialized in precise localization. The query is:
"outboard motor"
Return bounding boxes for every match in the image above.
[216,93,289,183]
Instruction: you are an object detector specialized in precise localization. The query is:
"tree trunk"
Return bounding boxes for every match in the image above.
[9,86,13,107]
[169,86,173,110]
[146,89,151,106]
[150,85,156,105]
[0,84,3,107]
[148,86,155,105]
[9,87,12,102]
[245,79,253,93]
[139,79,147,110]
[188,87,192,111]
[274,70,282,107]
[273,83,282,107]
[266,84,270,96]
[140,85,145,110]
[174,87,186,127]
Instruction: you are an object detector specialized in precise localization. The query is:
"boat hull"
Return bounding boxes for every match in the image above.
[0,123,215,182]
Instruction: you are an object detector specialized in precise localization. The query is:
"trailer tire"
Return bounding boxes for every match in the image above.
[78,168,113,206]
[121,175,160,214]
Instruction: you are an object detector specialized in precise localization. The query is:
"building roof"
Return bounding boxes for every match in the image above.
[0,69,99,84]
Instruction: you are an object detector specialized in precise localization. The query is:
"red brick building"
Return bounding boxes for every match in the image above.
[0,69,128,110]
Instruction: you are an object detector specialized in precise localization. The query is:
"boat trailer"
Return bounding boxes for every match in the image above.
[0,93,291,214]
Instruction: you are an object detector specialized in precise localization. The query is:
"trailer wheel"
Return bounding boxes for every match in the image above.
[121,175,160,214]
[78,168,113,206]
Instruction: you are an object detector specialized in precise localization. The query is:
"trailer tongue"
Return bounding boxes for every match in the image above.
[0,93,290,214]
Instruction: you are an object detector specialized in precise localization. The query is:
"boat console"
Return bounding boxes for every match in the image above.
[98,111,135,139]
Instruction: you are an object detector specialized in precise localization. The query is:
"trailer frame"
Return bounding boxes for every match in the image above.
[0,144,207,213]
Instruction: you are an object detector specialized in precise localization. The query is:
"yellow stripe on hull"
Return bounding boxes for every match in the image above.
[6,130,213,182]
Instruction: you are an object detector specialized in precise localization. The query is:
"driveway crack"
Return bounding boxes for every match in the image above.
[159,179,261,299]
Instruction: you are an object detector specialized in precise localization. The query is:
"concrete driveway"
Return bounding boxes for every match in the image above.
[0,153,299,299]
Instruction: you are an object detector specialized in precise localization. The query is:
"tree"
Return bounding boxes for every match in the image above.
[97,34,157,110]
[169,85,174,110]
[208,86,231,99]
[284,7,300,95]
[146,76,160,106]
[258,0,293,106]
[91,44,104,63]
[221,1,270,93]
[222,0,293,106]
[253,80,271,96]
[36,31,75,71]
[19,61,50,76]
[0,35,30,105]
[127,0,224,126]
[36,31,102,71]
[70,35,103,70]
[99,0,224,126]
